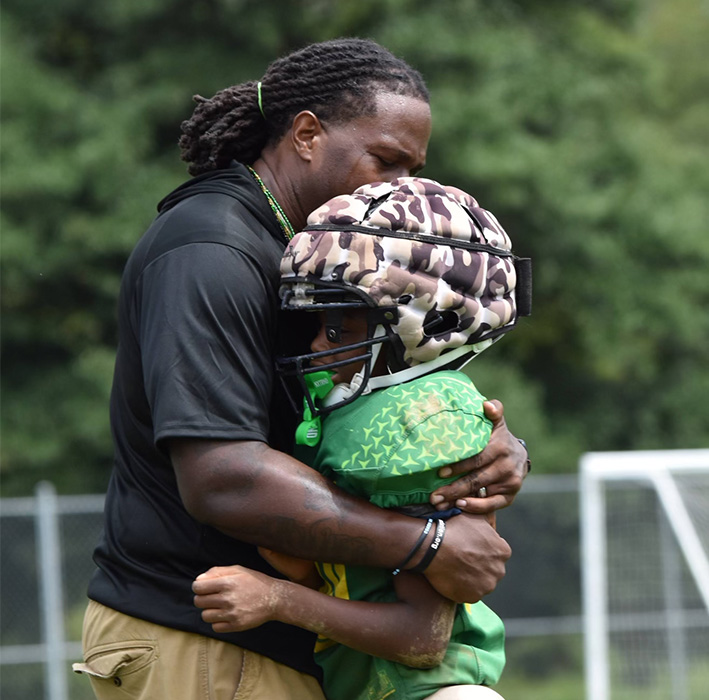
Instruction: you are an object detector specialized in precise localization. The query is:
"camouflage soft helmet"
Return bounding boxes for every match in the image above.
[278,177,531,414]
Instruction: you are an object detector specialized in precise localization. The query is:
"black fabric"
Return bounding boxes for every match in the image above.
[88,162,320,676]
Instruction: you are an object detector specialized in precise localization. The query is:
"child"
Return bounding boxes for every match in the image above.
[192,178,531,700]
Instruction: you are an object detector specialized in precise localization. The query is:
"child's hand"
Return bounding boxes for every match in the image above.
[258,547,322,589]
[192,565,283,633]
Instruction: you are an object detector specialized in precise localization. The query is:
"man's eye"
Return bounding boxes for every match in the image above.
[376,156,395,168]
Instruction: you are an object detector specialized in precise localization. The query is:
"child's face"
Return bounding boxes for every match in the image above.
[310,310,369,385]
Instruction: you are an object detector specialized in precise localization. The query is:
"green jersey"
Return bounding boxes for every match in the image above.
[297,371,506,700]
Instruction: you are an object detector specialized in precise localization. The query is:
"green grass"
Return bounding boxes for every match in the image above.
[495,671,585,700]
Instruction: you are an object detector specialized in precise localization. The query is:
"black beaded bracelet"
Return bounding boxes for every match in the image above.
[392,518,434,576]
[409,519,446,574]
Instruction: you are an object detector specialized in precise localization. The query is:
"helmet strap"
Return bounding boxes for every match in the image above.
[319,334,496,409]
[367,339,494,391]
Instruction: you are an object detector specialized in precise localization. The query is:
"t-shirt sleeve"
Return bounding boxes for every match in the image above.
[137,241,279,445]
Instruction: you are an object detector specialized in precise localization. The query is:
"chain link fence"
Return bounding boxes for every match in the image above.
[0,476,583,700]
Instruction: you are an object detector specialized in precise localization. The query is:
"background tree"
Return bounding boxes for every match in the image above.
[2,0,708,496]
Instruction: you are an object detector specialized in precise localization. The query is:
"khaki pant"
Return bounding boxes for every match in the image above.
[73,600,326,700]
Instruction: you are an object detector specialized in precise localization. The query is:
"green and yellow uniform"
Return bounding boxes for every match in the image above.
[297,370,506,700]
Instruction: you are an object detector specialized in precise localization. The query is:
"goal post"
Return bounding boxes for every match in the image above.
[581,449,709,700]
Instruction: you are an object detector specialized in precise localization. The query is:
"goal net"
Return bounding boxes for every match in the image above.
[581,449,709,700]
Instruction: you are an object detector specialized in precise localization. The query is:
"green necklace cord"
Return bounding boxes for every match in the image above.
[247,166,296,242]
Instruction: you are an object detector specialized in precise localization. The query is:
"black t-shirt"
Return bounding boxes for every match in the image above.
[88,162,319,676]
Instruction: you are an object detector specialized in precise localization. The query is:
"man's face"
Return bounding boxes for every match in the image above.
[302,92,432,216]
[309,310,370,386]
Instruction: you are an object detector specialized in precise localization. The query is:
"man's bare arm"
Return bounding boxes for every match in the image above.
[171,438,412,567]
[170,438,510,603]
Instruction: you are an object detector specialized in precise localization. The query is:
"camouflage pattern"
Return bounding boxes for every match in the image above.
[280,177,520,367]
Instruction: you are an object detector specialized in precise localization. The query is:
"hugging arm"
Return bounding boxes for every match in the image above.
[193,565,455,668]
[171,439,510,604]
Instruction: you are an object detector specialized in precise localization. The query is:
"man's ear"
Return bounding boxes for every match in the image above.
[290,111,324,162]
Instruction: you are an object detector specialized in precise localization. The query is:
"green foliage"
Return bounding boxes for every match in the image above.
[2,0,708,494]
[379,0,709,465]
[1,8,186,494]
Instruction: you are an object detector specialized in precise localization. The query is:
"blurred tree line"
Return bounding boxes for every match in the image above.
[2,0,708,496]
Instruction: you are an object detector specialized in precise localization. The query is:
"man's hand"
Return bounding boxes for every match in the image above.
[423,514,511,603]
[430,400,529,514]
[193,565,284,633]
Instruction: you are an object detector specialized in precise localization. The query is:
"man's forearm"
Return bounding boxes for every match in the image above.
[170,438,419,568]
[172,438,512,603]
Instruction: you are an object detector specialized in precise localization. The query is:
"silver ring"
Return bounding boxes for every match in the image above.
[477,486,488,498]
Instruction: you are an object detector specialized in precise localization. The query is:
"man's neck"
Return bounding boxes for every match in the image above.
[250,152,308,232]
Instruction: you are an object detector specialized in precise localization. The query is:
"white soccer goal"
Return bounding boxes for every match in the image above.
[581,449,709,700]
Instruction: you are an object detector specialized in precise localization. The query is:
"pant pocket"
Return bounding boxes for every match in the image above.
[73,640,157,686]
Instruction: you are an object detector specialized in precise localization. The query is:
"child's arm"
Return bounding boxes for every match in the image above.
[193,565,455,668]
[257,546,322,589]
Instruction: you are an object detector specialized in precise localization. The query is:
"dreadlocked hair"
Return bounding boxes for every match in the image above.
[179,38,429,176]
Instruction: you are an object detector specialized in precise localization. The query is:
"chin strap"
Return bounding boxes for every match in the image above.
[322,333,495,409]
[367,339,493,391]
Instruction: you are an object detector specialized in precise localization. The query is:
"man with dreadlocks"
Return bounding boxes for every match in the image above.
[74,38,529,700]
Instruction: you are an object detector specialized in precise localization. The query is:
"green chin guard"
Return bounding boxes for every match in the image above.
[295,370,335,447]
